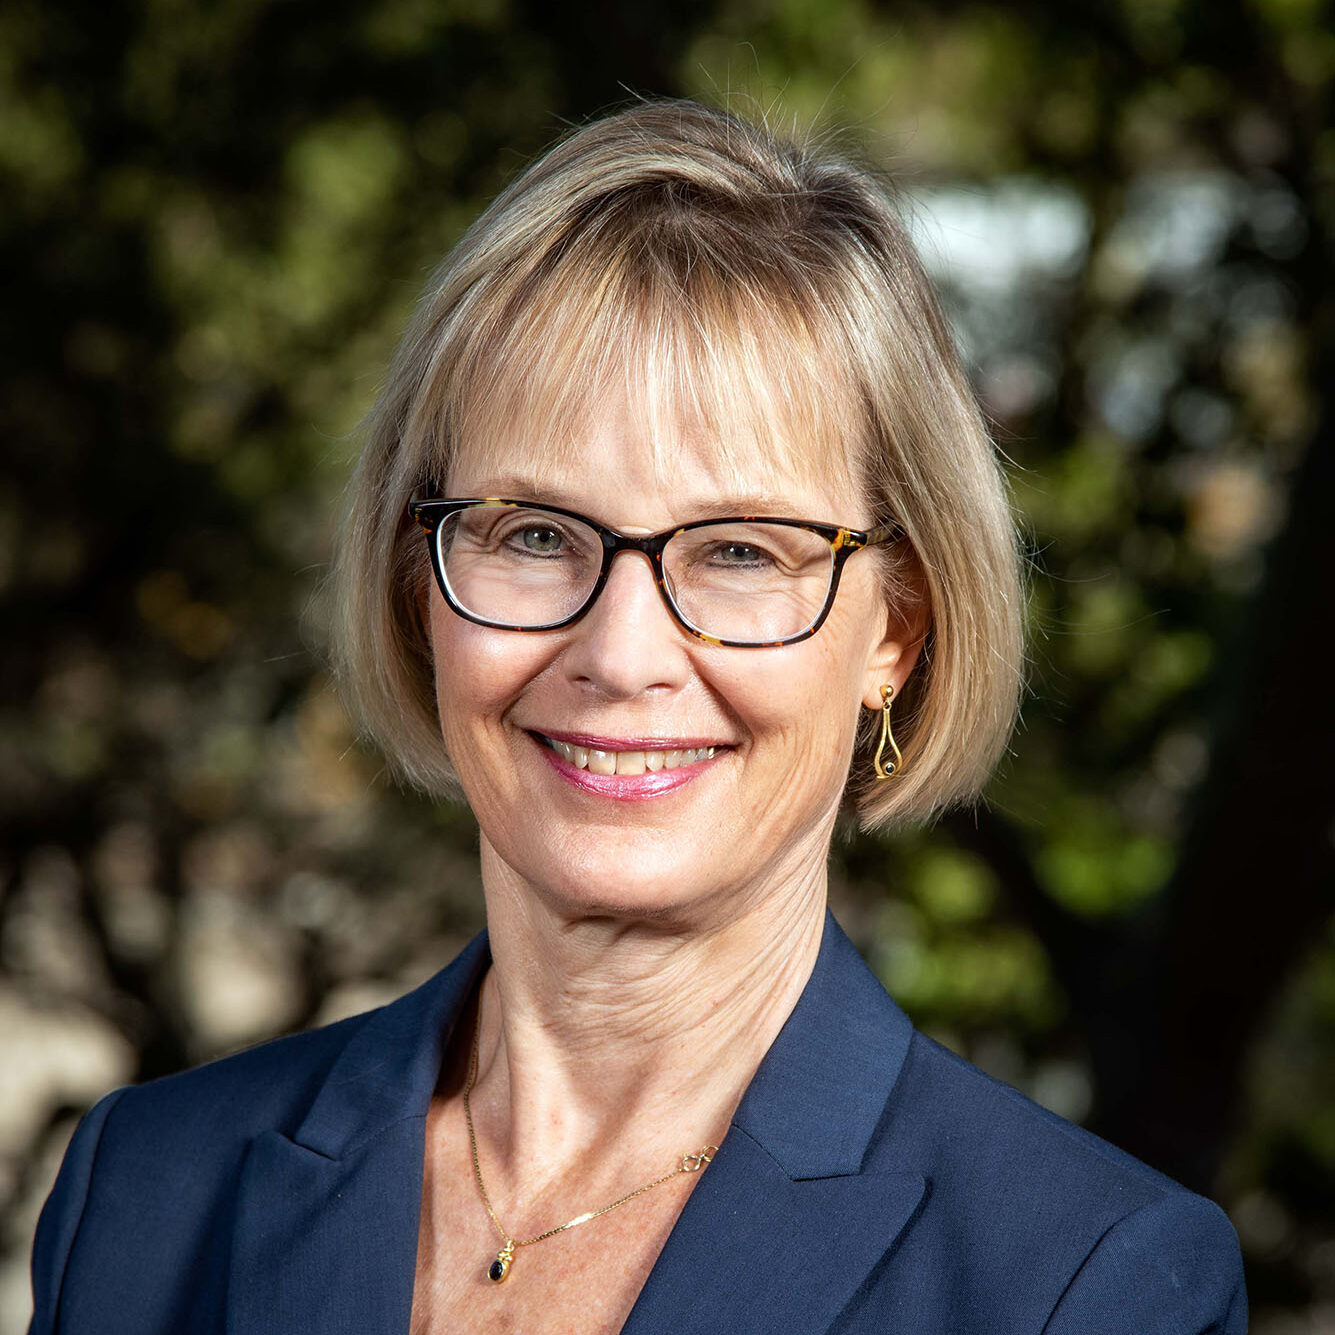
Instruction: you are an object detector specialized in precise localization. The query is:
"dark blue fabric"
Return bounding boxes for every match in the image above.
[29,908,1247,1333]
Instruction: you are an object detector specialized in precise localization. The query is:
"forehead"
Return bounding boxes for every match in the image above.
[432,239,872,522]
[447,399,868,526]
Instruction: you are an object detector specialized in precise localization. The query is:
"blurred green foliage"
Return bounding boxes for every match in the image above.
[1,0,1333,1329]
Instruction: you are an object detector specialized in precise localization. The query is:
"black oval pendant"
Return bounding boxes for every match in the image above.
[488,1256,510,1283]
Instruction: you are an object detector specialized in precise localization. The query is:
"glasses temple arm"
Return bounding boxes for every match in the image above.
[864,521,902,545]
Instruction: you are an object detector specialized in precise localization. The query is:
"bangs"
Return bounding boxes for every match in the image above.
[418,213,873,513]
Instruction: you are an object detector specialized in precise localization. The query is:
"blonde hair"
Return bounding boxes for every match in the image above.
[330,98,1024,831]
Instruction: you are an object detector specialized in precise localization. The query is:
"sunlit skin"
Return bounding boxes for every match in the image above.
[411,396,925,1327]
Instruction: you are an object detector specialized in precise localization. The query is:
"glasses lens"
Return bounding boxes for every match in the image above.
[663,522,835,643]
[437,505,603,627]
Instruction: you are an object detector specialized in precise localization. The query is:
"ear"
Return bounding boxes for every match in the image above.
[860,559,931,711]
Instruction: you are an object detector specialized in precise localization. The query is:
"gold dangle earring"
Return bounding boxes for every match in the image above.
[873,683,902,781]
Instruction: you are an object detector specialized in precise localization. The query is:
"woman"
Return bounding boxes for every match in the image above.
[30,99,1246,1334]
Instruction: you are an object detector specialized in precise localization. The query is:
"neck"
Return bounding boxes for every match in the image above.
[462,840,829,1200]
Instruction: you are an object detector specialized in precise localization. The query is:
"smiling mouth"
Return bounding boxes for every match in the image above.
[529,731,721,776]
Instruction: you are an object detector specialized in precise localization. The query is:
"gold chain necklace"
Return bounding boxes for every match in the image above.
[462,994,718,1283]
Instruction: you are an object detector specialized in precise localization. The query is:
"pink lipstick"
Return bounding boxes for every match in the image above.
[528,730,725,801]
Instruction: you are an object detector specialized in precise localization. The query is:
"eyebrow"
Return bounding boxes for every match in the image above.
[464,478,814,524]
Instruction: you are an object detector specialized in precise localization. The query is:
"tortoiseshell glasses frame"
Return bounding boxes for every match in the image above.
[407,496,902,649]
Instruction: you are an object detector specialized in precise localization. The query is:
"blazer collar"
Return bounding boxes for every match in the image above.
[729,905,915,1178]
[289,926,492,1159]
[227,908,926,1335]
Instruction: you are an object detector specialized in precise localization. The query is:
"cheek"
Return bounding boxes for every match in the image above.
[731,636,867,773]
[741,585,886,776]
[427,598,548,748]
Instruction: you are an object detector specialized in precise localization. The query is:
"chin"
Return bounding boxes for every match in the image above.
[505,835,738,926]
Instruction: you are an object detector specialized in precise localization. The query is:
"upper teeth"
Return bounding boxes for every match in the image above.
[544,737,717,775]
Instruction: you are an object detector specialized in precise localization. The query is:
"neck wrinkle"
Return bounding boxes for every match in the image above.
[465,847,829,1206]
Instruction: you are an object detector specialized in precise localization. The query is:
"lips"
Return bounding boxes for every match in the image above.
[526,729,729,800]
[530,730,720,776]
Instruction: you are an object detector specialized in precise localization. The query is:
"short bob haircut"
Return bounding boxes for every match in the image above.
[331,98,1024,832]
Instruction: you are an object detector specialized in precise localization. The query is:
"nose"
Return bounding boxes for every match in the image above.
[559,549,692,698]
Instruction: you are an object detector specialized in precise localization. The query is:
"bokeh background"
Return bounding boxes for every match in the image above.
[3,0,1334,1330]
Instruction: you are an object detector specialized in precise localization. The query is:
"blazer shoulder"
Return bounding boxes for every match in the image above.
[104,1002,380,1150]
[28,1007,382,1334]
[895,1028,1190,1203]
[1042,1189,1248,1334]
[74,930,491,1164]
[874,1030,1245,1328]
[28,1085,130,1334]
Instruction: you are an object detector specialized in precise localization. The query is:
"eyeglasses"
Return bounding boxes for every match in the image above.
[407,496,901,648]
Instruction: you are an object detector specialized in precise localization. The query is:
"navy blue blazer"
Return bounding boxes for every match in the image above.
[30,908,1247,1334]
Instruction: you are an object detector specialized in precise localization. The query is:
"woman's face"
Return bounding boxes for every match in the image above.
[425,396,920,926]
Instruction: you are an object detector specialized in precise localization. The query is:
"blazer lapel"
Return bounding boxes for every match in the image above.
[621,910,927,1335]
[224,930,491,1335]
